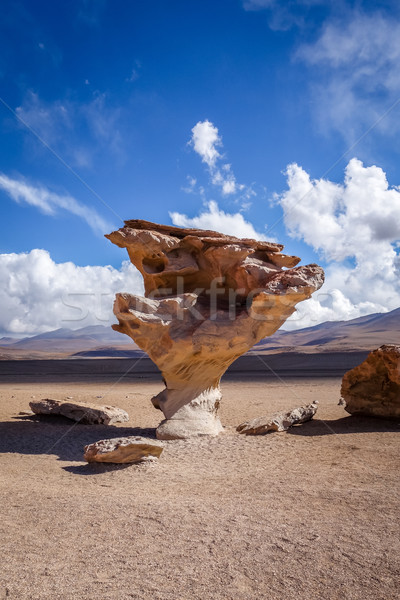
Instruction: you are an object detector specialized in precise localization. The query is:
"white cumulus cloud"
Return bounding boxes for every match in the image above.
[170,200,268,239]
[0,249,143,335]
[191,120,222,169]
[0,173,112,234]
[277,158,400,328]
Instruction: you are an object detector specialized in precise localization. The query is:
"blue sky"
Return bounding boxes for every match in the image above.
[1,0,400,335]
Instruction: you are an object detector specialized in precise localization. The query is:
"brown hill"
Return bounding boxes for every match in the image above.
[254,307,400,353]
[0,325,135,360]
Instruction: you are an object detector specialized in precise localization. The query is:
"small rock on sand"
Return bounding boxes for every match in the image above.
[84,436,163,463]
[237,402,318,435]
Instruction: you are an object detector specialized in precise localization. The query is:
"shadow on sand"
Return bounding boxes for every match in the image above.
[287,415,400,437]
[62,462,138,475]
[0,414,158,473]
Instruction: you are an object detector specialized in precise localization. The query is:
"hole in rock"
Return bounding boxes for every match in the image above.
[142,256,166,273]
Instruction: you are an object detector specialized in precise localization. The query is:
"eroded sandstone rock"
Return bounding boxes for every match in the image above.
[341,345,400,418]
[29,398,129,425]
[106,220,324,439]
[84,436,163,463]
[237,402,319,434]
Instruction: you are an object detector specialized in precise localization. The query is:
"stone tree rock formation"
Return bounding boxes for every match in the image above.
[341,345,400,418]
[106,220,324,439]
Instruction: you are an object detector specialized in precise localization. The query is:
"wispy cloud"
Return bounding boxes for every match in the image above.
[77,0,107,27]
[181,175,200,195]
[126,59,142,82]
[243,0,328,31]
[244,3,400,142]
[243,0,274,8]
[0,173,112,234]
[296,11,400,141]
[15,91,125,168]
[189,120,254,200]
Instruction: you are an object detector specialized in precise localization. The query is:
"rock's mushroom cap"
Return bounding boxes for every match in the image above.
[105,219,322,302]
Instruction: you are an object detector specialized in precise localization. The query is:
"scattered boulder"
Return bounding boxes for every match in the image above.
[84,436,163,463]
[341,345,400,418]
[237,402,318,435]
[29,398,129,425]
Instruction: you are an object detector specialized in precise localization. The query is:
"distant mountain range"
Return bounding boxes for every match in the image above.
[0,325,137,359]
[0,307,398,359]
[254,307,400,354]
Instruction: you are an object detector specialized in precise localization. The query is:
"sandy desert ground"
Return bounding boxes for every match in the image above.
[0,369,399,600]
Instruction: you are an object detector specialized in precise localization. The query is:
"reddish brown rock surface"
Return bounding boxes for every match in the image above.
[106,219,306,300]
[341,345,400,418]
[106,220,324,439]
